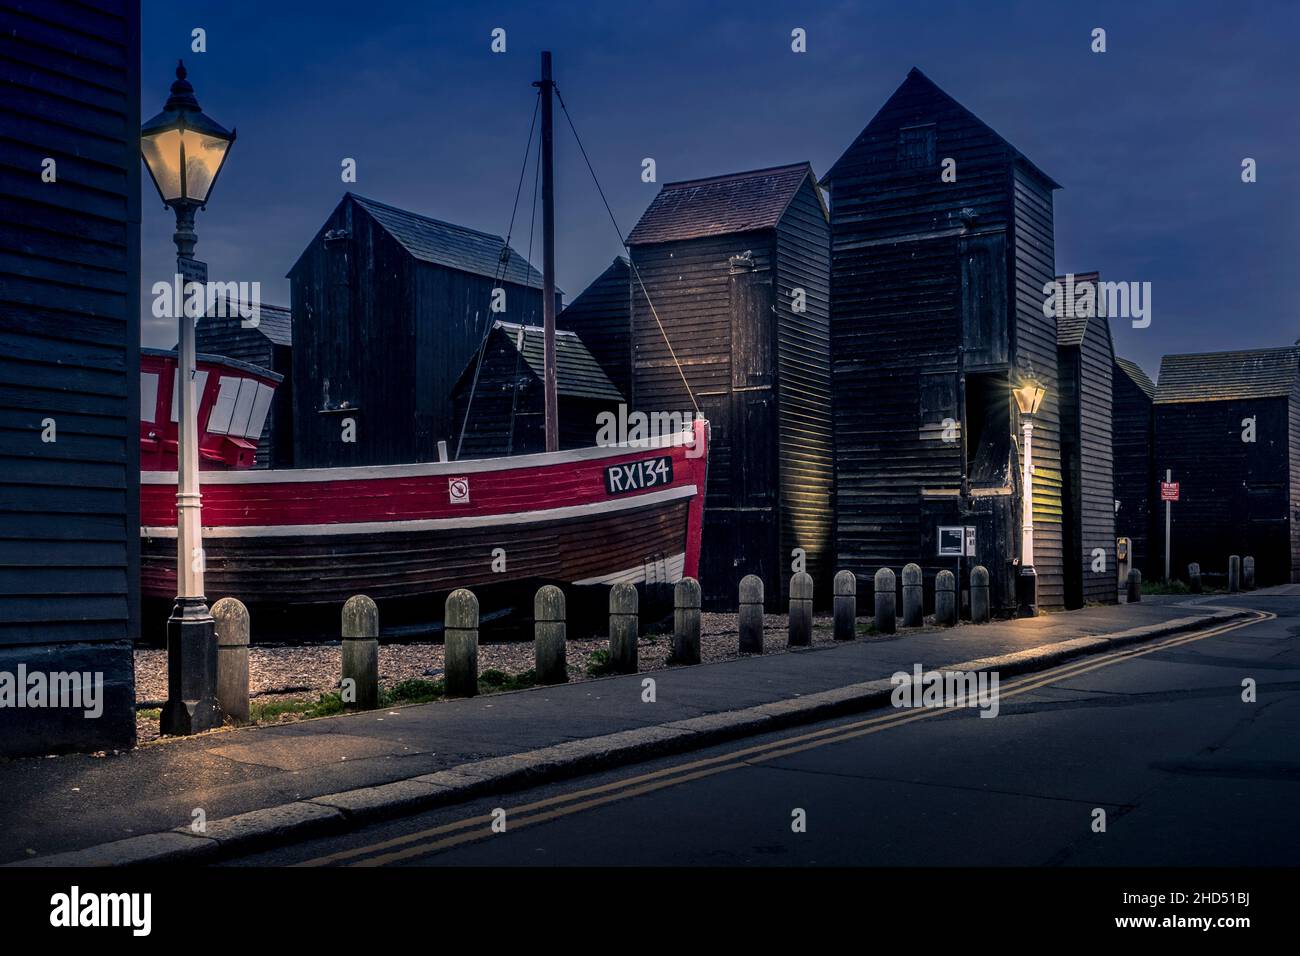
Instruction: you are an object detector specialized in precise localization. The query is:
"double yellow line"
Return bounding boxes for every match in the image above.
[298,610,1268,867]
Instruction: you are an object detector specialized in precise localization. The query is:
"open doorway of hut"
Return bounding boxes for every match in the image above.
[964,371,1012,485]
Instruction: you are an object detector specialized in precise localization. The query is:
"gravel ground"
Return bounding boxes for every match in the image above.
[133,612,915,743]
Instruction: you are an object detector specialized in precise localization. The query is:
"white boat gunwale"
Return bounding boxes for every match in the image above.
[140,427,701,485]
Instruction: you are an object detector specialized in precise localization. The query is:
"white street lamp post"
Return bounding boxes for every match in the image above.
[1013,378,1046,618]
[140,61,235,735]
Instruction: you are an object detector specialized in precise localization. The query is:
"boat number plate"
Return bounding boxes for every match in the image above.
[605,456,673,495]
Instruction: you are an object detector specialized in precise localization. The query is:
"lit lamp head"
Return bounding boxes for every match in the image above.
[140,60,235,210]
[1013,378,1046,417]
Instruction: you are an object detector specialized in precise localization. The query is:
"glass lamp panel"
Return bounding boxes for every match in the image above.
[181,129,229,203]
[141,128,184,201]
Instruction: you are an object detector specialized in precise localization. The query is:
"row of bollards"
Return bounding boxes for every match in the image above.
[207,562,1010,721]
[1127,555,1257,603]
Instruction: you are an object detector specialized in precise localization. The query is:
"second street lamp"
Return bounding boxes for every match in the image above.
[140,60,235,735]
[1013,376,1046,618]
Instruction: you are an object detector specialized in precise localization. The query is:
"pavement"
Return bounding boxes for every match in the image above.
[235,590,1297,867]
[0,592,1270,866]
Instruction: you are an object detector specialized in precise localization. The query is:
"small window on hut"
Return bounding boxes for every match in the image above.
[964,371,1011,485]
[898,124,936,169]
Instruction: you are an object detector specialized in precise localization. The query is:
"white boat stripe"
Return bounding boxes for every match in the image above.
[141,484,698,538]
[141,430,702,485]
[573,553,687,586]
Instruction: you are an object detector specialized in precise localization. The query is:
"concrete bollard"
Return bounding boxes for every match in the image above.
[935,570,956,627]
[1243,556,1255,591]
[444,588,479,698]
[738,575,764,654]
[971,566,990,624]
[901,563,923,627]
[534,585,567,685]
[609,583,639,673]
[833,570,857,641]
[672,577,702,664]
[213,597,249,724]
[1126,568,1142,603]
[874,567,896,635]
[1188,562,1202,594]
[788,572,814,647]
[1228,555,1241,593]
[341,594,380,710]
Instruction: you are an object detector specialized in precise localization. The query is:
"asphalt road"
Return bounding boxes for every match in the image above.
[230,594,1300,867]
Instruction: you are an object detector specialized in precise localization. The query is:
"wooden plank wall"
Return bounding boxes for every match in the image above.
[826,72,1062,612]
[290,197,549,467]
[774,177,833,601]
[0,0,139,754]
[1059,321,1117,606]
[1154,397,1292,584]
[631,233,778,607]
[1290,385,1300,582]
[558,257,631,399]
[1112,364,1153,575]
[1011,165,1064,608]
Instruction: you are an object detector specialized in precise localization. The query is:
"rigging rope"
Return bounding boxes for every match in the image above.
[507,133,543,455]
[455,90,540,460]
[554,85,701,417]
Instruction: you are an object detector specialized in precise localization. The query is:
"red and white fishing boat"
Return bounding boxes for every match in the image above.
[139,392,707,607]
[140,52,708,621]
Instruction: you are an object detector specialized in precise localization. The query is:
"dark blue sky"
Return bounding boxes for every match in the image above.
[140,0,1299,379]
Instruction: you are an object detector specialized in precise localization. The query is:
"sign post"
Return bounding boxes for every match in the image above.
[1160,470,1179,581]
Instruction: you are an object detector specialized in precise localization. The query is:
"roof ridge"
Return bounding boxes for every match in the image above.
[661,162,810,190]
[348,193,507,243]
[1161,345,1300,361]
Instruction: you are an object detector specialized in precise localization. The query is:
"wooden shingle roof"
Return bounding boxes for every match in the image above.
[1115,355,1156,400]
[350,194,547,289]
[1155,347,1300,404]
[464,321,623,402]
[1054,272,1101,347]
[626,162,819,246]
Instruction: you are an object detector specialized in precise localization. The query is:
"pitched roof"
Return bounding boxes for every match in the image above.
[823,67,1060,190]
[198,300,292,346]
[626,163,819,246]
[1155,348,1300,405]
[1055,272,1102,347]
[1114,356,1156,400]
[349,194,548,289]
[467,321,623,402]
[250,303,292,346]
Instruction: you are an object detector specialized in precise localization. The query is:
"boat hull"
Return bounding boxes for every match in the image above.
[141,422,708,617]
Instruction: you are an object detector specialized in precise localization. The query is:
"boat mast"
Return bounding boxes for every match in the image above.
[538,50,559,452]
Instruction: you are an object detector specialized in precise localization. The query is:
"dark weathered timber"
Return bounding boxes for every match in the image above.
[1154,347,1300,585]
[287,193,559,467]
[627,163,832,610]
[1113,355,1155,576]
[195,302,293,467]
[557,257,632,398]
[0,0,140,755]
[821,67,1063,614]
[1056,273,1116,607]
[449,321,623,458]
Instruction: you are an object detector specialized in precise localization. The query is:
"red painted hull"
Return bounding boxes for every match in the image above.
[141,421,708,609]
